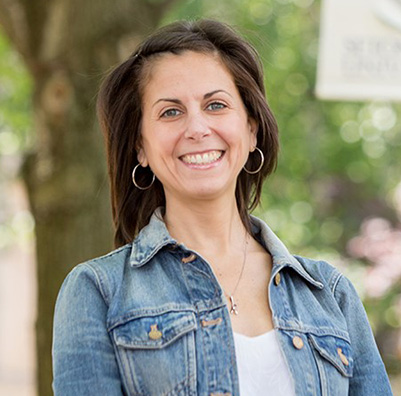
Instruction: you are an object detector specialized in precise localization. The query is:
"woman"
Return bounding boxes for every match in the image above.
[52,19,393,395]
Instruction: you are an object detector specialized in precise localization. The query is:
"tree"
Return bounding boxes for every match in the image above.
[0,1,175,394]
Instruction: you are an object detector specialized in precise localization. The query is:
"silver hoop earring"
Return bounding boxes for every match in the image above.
[243,147,264,175]
[132,163,155,190]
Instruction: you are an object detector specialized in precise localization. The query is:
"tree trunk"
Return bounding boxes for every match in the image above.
[0,1,176,394]
[24,68,115,396]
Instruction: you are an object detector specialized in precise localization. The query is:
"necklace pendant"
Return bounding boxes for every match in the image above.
[229,295,239,315]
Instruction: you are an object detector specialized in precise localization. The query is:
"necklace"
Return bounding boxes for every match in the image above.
[225,234,248,315]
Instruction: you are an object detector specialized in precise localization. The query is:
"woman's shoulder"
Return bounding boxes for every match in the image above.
[293,255,343,290]
[252,215,353,297]
[85,243,132,269]
[59,243,133,305]
[292,254,362,307]
[71,243,132,277]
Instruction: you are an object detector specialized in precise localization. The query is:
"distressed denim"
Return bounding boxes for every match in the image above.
[52,209,393,395]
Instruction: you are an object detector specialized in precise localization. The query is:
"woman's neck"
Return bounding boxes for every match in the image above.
[164,197,248,256]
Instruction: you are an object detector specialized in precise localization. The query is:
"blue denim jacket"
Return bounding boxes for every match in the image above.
[52,209,393,395]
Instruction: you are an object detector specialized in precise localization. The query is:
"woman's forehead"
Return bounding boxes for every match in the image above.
[141,51,237,100]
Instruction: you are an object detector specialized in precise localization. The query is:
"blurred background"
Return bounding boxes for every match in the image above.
[0,0,400,395]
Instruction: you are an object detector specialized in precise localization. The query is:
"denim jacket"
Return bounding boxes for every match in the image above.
[52,209,393,395]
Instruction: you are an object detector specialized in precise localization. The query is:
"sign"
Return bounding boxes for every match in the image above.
[316,0,401,101]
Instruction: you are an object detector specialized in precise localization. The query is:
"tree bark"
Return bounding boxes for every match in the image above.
[0,1,176,394]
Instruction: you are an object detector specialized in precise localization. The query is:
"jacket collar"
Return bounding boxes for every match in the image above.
[250,215,323,289]
[130,208,176,267]
[130,208,323,289]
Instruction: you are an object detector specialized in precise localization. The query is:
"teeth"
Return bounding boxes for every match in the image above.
[181,150,223,165]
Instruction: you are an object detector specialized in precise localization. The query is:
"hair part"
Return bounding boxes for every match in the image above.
[97,19,279,248]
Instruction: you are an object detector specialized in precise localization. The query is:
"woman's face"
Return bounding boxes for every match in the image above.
[139,51,257,205]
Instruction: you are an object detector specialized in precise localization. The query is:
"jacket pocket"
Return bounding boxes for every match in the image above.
[309,334,353,396]
[309,334,353,377]
[112,310,197,396]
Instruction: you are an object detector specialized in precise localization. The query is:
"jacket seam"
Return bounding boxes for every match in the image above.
[328,267,343,295]
[83,262,111,306]
[89,243,131,263]
[178,253,208,389]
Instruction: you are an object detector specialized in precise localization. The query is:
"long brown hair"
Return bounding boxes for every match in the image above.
[97,19,279,248]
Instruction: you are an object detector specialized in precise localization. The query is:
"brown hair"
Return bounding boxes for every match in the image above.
[97,19,279,248]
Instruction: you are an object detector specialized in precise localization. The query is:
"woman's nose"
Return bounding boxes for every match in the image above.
[184,112,211,140]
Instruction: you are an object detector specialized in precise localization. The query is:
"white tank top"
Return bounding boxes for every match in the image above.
[233,330,296,396]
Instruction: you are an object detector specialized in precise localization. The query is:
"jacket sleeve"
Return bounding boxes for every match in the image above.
[333,273,393,395]
[52,263,124,395]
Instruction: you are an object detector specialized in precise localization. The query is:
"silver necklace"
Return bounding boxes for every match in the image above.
[225,235,248,315]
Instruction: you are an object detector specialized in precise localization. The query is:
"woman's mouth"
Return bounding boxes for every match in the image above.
[180,150,224,165]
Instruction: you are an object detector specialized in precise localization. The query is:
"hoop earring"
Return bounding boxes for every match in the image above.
[243,147,264,175]
[132,163,155,190]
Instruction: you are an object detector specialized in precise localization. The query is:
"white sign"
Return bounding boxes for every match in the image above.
[316,0,401,101]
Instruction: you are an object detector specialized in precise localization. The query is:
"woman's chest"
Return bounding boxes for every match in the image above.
[105,255,353,396]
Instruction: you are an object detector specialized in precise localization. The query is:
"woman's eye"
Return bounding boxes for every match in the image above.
[207,102,226,111]
[161,108,182,118]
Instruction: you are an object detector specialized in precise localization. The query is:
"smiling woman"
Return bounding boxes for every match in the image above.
[94,20,278,247]
[52,19,393,396]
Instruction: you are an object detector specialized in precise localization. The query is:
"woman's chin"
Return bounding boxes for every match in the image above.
[178,180,236,202]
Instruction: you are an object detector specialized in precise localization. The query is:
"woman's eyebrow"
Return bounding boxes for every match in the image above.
[152,98,182,107]
[204,89,232,99]
[152,89,233,107]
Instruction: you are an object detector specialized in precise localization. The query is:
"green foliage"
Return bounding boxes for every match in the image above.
[0,33,32,157]
[0,32,33,250]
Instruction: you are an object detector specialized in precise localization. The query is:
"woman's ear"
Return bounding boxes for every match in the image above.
[248,118,258,151]
[137,148,149,167]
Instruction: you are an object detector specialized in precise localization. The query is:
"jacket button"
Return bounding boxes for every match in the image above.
[292,336,304,349]
[201,317,223,327]
[274,272,281,286]
[209,394,232,396]
[182,253,197,263]
[337,348,349,366]
[148,324,162,340]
